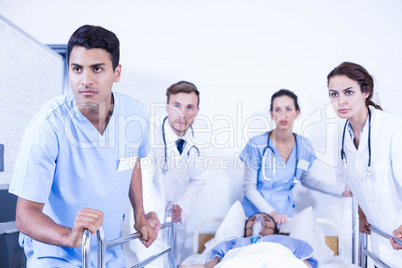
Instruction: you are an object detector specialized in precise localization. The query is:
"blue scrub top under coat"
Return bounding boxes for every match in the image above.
[240,133,316,217]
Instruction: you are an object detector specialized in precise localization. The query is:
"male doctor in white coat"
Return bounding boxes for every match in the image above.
[124,81,205,267]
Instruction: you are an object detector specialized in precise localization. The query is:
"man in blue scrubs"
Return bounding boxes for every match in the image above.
[9,25,159,267]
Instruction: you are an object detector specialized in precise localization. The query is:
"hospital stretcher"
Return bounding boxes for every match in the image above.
[81,205,178,268]
[190,218,402,267]
[192,218,340,256]
[359,223,402,268]
[181,202,361,268]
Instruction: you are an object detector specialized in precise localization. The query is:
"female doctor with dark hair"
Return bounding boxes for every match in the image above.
[327,62,402,266]
[240,89,351,225]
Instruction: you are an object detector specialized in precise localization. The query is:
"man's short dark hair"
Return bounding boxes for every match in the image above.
[166,81,200,106]
[67,25,120,70]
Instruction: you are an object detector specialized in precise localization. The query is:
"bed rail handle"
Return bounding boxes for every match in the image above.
[82,224,175,268]
[82,226,106,268]
[97,225,106,268]
[370,224,402,245]
[82,229,91,268]
[82,215,177,268]
[165,202,177,268]
[359,223,402,268]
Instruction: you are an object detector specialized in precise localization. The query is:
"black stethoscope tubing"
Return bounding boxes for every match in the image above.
[262,131,298,182]
[341,110,372,179]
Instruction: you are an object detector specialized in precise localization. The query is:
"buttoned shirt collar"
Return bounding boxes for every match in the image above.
[163,116,195,148]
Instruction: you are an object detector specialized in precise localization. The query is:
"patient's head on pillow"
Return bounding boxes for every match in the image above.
[244,213,279,237]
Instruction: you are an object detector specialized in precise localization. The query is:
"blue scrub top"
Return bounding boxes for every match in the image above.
[9,92,150,267]
[240,133,316,217]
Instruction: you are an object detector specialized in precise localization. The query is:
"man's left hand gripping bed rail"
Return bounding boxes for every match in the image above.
[82,213,177,268]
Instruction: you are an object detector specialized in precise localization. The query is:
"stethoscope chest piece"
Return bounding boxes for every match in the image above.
[161,160,169,172]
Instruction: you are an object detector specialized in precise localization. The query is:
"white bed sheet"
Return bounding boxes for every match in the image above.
[214,242,307,268]
[181,247,358,268]
[182,252,357,267]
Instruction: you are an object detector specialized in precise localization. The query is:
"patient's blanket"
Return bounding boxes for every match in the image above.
[209,234,316,267]
[215,242,308,268]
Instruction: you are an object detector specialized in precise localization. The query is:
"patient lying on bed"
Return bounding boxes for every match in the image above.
[179,213,317,268]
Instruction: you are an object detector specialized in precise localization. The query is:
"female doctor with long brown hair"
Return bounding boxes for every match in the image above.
[327,62,402,266]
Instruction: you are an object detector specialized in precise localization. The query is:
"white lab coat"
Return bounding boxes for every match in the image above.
[336,106,402,266]
[124,114,205,267]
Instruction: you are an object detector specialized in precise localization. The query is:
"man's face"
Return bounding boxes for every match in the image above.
[68,46,121,111]
[166,92,199,136]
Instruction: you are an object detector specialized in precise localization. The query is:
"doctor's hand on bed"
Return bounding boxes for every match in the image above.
[391,225,402,250]
[269,211,288,225]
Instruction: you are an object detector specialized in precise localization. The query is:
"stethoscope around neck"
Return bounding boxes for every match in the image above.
[261,131,299,184]
[161,116,200,171]
[341,110,372,183]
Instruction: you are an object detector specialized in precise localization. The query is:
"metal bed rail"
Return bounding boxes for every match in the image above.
[82,205,177,268]
[359,223,402,268]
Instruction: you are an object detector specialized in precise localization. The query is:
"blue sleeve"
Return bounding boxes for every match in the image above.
[138,110,150,158]
[128,98,150,158]
[240,136,264,170]
[307,258,318,268]
[291,238,317,268]
[208,237,238,261]
[9,117,58,203]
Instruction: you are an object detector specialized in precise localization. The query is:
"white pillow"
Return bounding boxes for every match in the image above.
[201,201,246,260]
[214,200,246,242]
[280,206,334,265]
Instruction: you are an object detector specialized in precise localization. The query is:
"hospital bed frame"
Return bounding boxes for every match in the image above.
[358,223,402,268]
[192,217,341,256]
[82,205,177,268]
